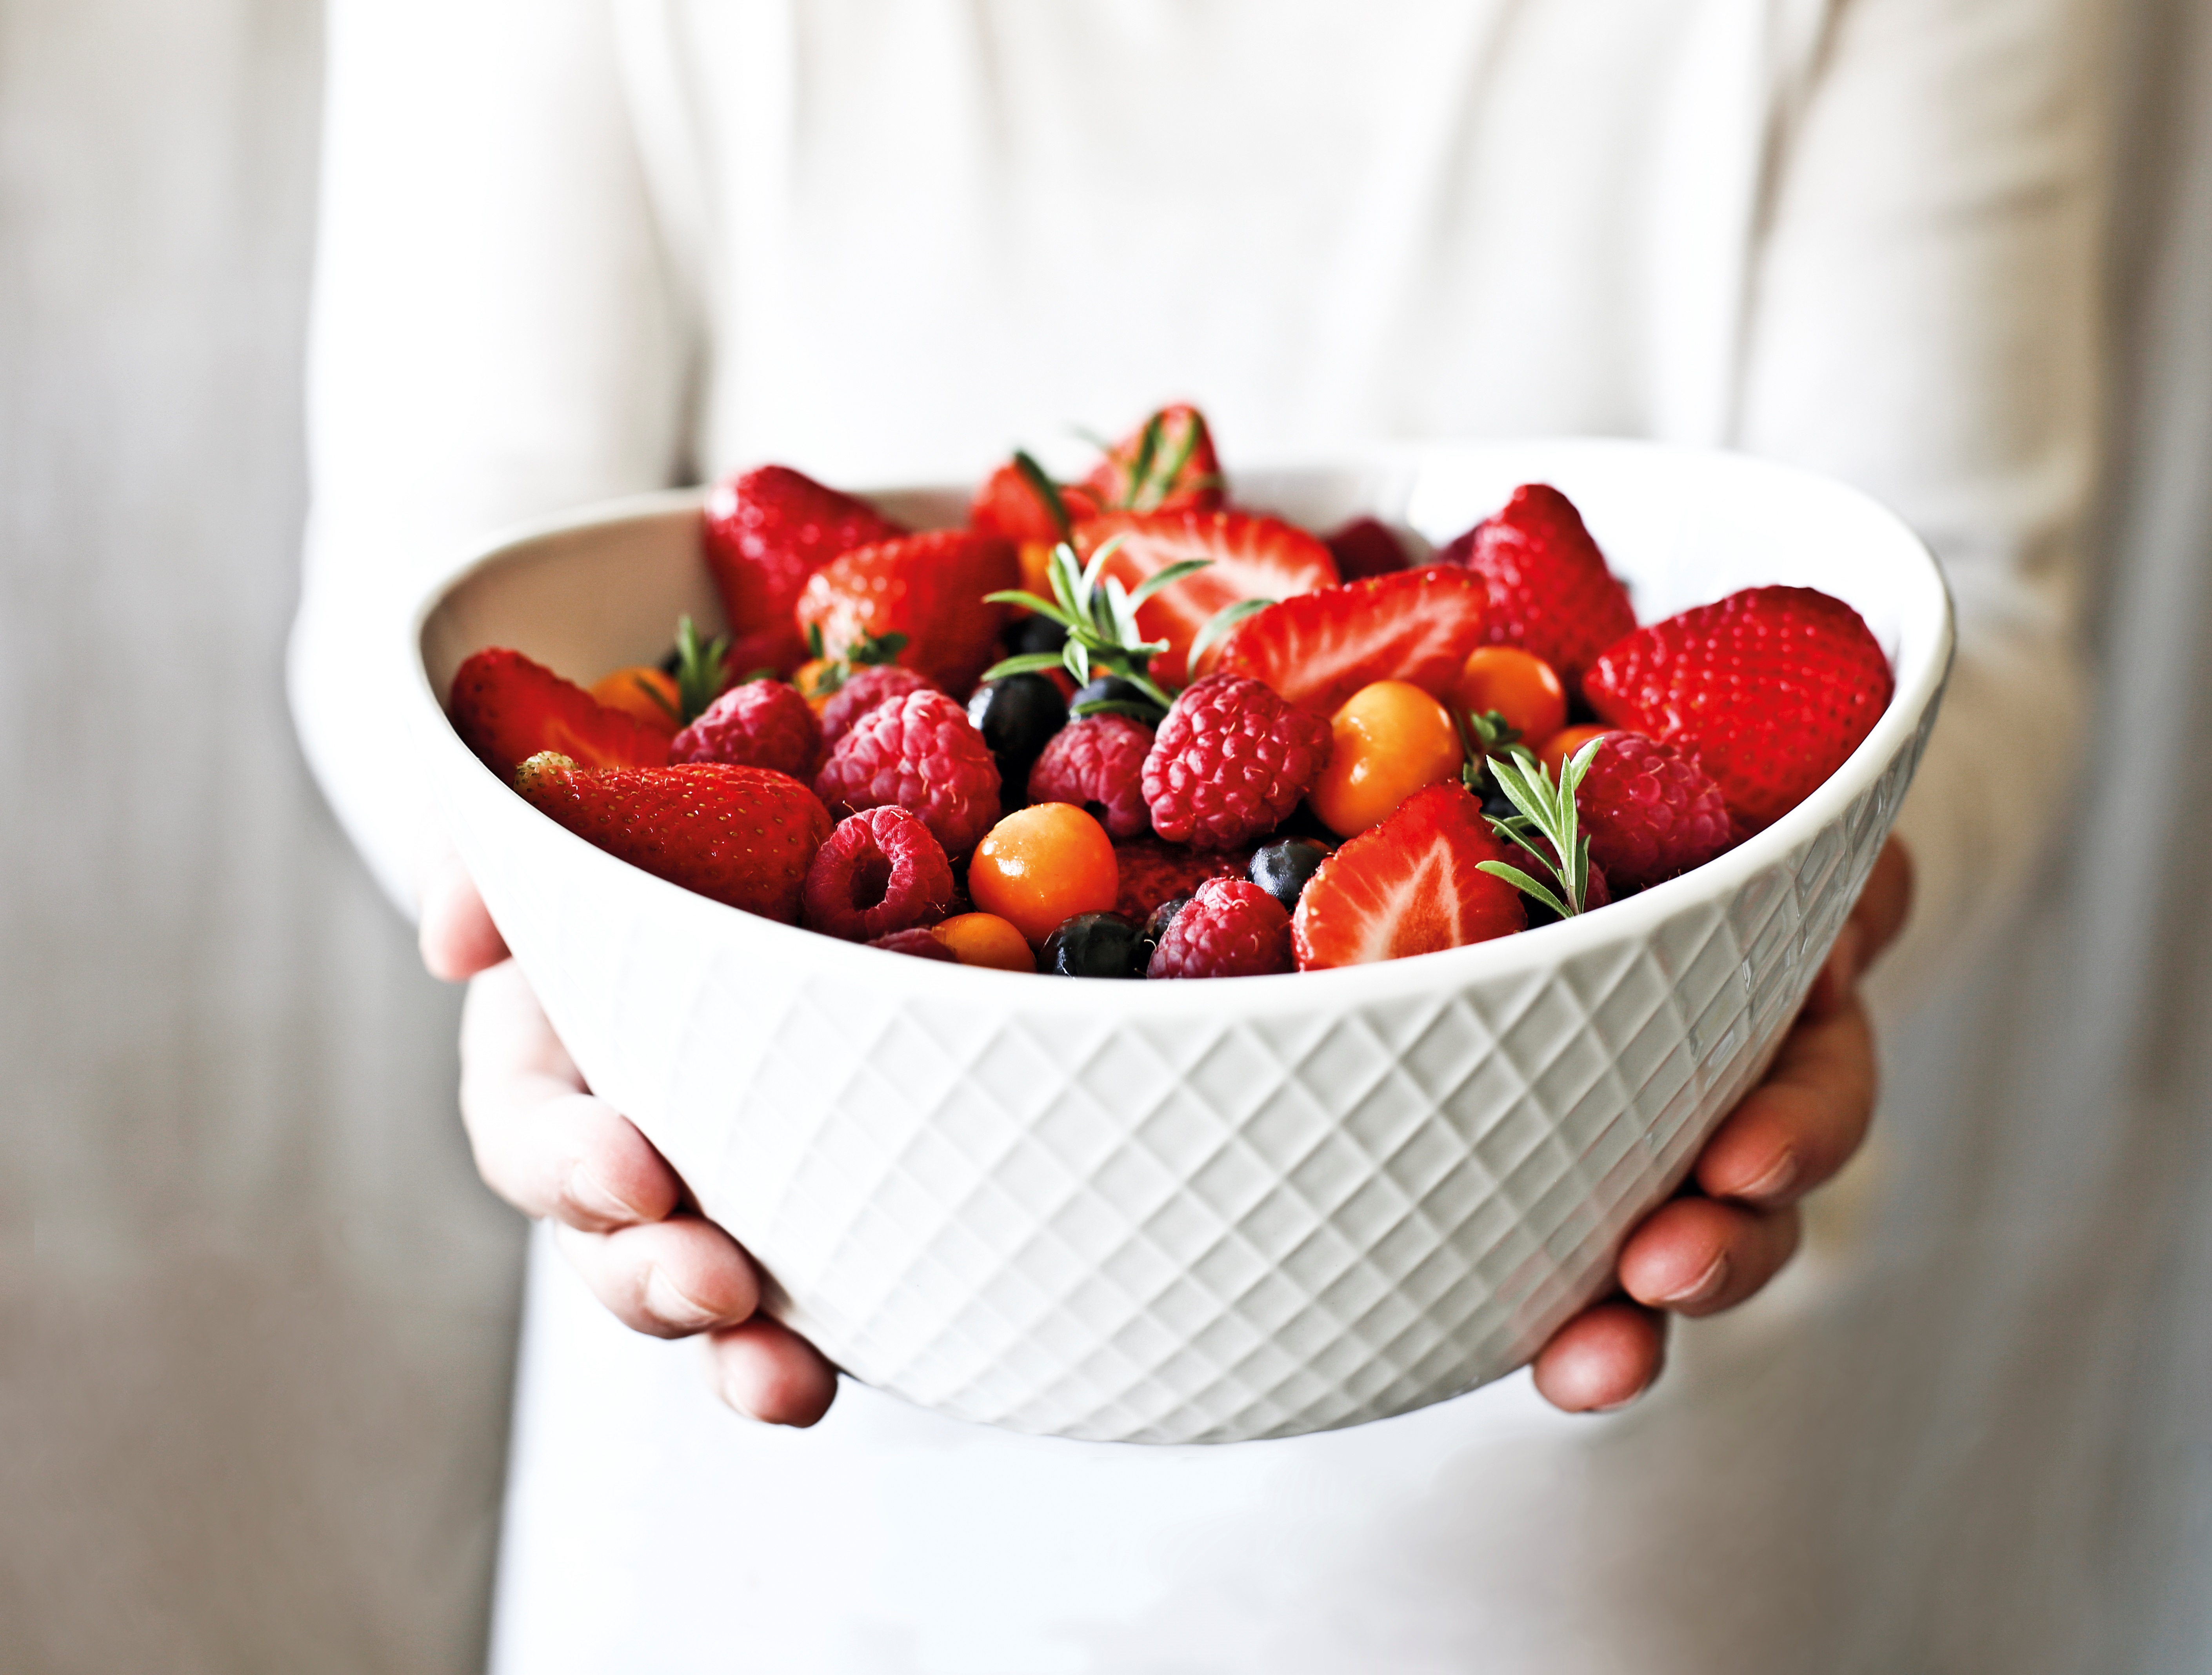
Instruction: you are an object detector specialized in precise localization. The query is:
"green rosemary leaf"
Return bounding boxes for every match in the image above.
[1187,596,1274,669]
[1011,449,1073,541]
[1477,860,1570,920]
[981,651,1077,683]
[1072,697,1170,723]
[1125,558,1214,610]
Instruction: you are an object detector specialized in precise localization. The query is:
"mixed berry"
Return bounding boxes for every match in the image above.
[447,404,1896,979]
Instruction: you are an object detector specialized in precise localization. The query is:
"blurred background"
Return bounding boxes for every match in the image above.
[4,0,2210,1670]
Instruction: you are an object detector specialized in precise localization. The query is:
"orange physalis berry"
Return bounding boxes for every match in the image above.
[968,804,1120,945]
[932,913,1038,973]
[590,666,682,734]
[1451,647,1567,745]
[1307,680,1465,838]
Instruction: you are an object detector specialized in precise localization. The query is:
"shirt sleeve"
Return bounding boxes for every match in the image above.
[289,0,690,914]
[1735,0,2110,1000]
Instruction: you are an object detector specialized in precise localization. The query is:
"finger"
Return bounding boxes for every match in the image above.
[1529,1300,1668,1413]
[554,1215,762,1339]
[709,1316,840,1427]
[420,850,510,981]
[1617,1197,1802,1317]
[1693,992,1877,1208]
[459,963,683,1229]
[1803,838,1914,1018]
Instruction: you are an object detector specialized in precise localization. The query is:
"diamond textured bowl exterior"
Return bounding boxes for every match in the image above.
[414,441,1952,1444]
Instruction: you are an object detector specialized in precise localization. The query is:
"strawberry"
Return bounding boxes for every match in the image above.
[703,465,905,677]
[1583,585,1893,832]
[514,753,830,922]
[449,648,671,780]
[1213,567,1490,715]
[1292,781,1526,970]
[969,453,1102,543]
[1077,509,1339,687]
[794,529,1020,695]
[1083,403,1224,514]
[1438,484,1636,688]
[1111,837,1252,923]
[1323,516,1412,581]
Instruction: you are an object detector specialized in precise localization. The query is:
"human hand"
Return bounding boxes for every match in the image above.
[420,854,839,1426]
[1527,836,1914,1413]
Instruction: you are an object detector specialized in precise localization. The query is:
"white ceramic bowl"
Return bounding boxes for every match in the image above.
[413,440,1950,1445]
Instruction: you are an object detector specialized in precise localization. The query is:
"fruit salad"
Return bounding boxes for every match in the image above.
[446,404,1894,978]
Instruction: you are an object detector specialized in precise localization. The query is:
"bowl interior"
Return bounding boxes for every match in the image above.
[419,442,1947,737]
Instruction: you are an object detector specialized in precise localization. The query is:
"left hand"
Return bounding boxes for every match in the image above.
[1527,836,1914,1413]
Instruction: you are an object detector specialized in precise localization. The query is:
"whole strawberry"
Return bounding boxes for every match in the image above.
[1083,403,1224,515]
[514,753,829,922]
[449,647,671,779]
[969,453,1101,542]
[795,529,1019,695]
[819,664,941,751]
[670,678,821,778]
[1439,484,1636,688]
[813,689,1002,855]
[802,805,956,941]
[703,466,905,677]
[1146,878,1293,979]
[1111,838,1252,922]
[1028,715,1155,840]
[1583,585,1893,831]
[1571,731,1732,891]
[1142,673,1332,849]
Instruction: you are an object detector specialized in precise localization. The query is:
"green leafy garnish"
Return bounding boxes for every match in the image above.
[1474,737,1605,918]
[981,539,1193,720]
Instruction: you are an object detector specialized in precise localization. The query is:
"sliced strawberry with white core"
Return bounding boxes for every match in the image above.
[1215,567,1489,715]
[1077,509,1338,688]
[1292,781,1525,969]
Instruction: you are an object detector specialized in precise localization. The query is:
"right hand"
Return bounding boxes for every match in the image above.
[420,853,838,1426]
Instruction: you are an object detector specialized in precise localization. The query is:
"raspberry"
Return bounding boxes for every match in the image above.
[869,927,959,962]
[1027,715,1155,839]
[820,664,940,752]
[814,689,1001,855]
[1146,878,1293,979]
[802,806,956,940]
[1111,838,1251,922]
[1572,731,1731,891]
[670,679,821,777]
[1141,674,1332,849]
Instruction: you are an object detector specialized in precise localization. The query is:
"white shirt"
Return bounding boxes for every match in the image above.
[291,2,2108,1668]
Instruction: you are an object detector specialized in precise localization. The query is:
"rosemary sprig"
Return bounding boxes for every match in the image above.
[982,538,1204,720]
[1474,736,1605,918]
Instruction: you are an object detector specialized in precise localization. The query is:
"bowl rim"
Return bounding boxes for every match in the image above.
[411,437,1954,1015]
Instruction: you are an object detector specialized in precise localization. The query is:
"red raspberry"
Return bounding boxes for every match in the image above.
[869,927,959,962]
[1572,731,1732,891]
[819,664,940,752]
[1111,838,1252,922]
[1141,674,1332,850]
[813,689,1001,855]
[803,806,956,940]
[1027,715,1155,839]
[670,679,821,777]
[1146,878,1293,979]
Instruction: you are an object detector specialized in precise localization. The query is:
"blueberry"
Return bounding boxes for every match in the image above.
[1040,913,1148,978]
[1070,675,1154,717]
[1249,838,1332,912]
[1142,897,1192,951]
[1012,615,1069,658]
[1477,780,1518,824]
[967,674,1068,784]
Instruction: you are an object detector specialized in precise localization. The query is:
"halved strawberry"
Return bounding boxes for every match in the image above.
[1291,781,1525,969]
[449,648,671,780]
[1213,567,1489,715]
[1084,403,1224,514]
[704,465,906,677]
[794,529,1020,695]
[516,753,830,922]
[968,456,1102,543]
[1583,585,1892,832]
[1438,484,1636,689]
[1077,509,1339,687]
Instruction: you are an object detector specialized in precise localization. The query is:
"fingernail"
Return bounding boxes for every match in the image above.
[716,1366,764,1423]
[566,1163,647,1226]
[1736,1148,1800,1205]
[645,1266,721,1332]
[1649,1251,1730,1308]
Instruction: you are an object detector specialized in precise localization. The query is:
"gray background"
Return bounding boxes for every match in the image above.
[3,0,2210,1670]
